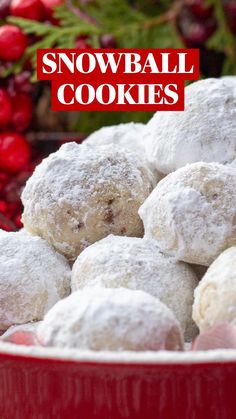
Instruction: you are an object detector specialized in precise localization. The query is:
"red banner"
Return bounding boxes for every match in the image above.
[37,48,199,111]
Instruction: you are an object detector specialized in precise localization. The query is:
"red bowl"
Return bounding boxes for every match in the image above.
[0,343,236,419]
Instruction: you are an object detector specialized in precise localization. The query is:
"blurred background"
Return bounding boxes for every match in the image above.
[0,0,235,232]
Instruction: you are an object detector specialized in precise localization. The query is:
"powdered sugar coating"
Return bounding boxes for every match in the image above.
[85,122,145,152]
[72,235,198,341]
[221,75,236,90]
[139,162,236,266]
[37,287,183,351]
[84,123,162,184]
[144,78,236,174]
[0,230,71,330]
[193,247,236,331]
[22,142,154,261]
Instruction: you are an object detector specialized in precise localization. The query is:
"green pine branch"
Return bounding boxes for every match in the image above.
[3,0,182,80]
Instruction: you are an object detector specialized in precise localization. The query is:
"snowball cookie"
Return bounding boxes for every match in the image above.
[71,235,198,341]
[193,246,236,332]
[84,122,145,153]
[144,78,236,174]
[84,123,161,184]
[37,287,183,351]
[22,142,154,261]
[0,230,71,330]
[139,162,236,266]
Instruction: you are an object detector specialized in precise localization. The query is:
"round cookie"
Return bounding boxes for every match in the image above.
[84,122,145,153]
[37,287,183,351]
[139,162,236,266]
[71,235,198,341]
[144,78,236,174]
[0,230,71,330]
[84,123,162,185]
[22,142,154,261]
[193,246,236,332]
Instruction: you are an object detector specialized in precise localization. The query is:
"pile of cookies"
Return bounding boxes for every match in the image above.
[1,77,236,352]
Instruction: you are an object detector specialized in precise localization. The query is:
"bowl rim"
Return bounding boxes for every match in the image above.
[1,342,236,366]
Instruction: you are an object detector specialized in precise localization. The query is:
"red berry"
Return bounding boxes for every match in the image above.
[0,172,10,194]
[0,173,9,183]
[75,36,91,49]
[178,6,217,47]
[100,34,117,48]
[0,215,16,232]
[0,222,11,231]
[13,71,33,94]
[186,22,209,44]
[0,89,12,128]
[8,72,33,96]
[11,93,33,132]
[0,200,8,214]
[10,0,45,21]
[0,25,27,62]
[6,202,20,217]
[0,133,31,174]
[186,0,214,19]
[0,0,11,19]
[41,0,63,19]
